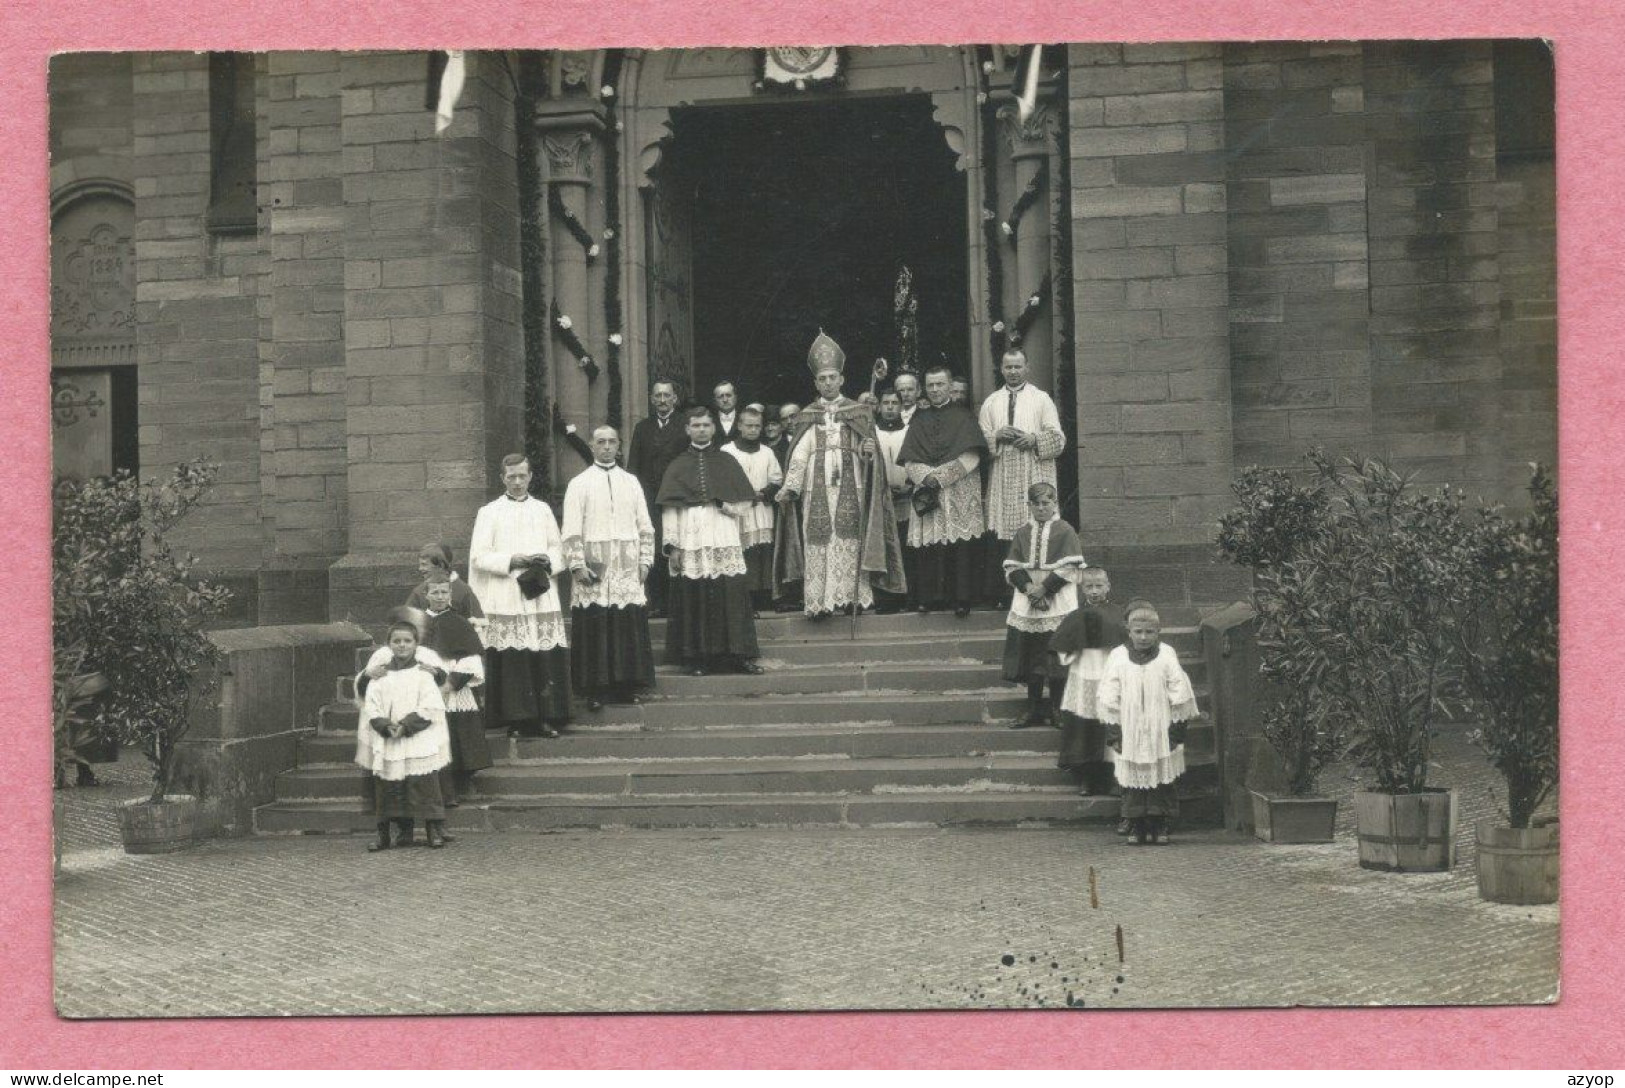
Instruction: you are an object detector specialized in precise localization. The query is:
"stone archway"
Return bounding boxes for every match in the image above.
[616,46,996,419]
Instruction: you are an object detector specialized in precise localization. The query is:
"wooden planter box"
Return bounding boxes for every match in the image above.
[1249,790,1338,843]
[1353,788,1456,872]
[1475,819,1558,905]
[117,795,199,855]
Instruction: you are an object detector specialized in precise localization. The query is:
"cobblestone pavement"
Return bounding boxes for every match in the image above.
[53,729,1558,1017]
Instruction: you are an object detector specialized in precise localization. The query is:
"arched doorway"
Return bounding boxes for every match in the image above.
[619,46,991,416]
[50,182,138,485]
[670,95,968,409]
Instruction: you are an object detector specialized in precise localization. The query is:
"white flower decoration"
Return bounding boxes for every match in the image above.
[795,79,807,91]
[608,333,624,346]
[600,85,615,98]
[603,228,616,241]
[1001,221,1014,236]
[982,60,995,74]
[588,244,601,259]
[557,315,573,330]
[976,91,988,105]
[1027,295,1041,309]
[992,321,1006,333]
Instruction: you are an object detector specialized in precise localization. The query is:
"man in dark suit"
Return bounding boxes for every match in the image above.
[710,380,740,443]
[626,379,689,615]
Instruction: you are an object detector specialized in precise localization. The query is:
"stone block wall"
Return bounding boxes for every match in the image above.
[1223,43,1374,469]
[49,54,133,167]
[1066,44,1238,610]
[130,53,266,622]
[1067,43,1235,564]
[330,51,522,625]
[1364,42,1504,491]
[259,53,348,621]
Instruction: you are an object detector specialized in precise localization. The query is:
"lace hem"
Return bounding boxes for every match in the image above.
[1114,750,1186,789]
[1008,611,1068,633]
[803,538,873,612]
[740,525,774,548]
[483,611,569,651]
[361,751,452,781]
[1059,677,1099,718]
[670,546,747,579]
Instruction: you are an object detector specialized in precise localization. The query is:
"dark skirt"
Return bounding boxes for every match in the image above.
[1002,628,1062,683]
[571,604,656,692]
[485,646,572,726]
[373,773,445,821]
[741,542,775,594]
[446,708,493,774]
[909,538,980,609]
[1120,783,1180,819]
[665,575,760,665]
[1057,711,1116,794]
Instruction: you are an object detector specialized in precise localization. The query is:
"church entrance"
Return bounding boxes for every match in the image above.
[668,95,968,409]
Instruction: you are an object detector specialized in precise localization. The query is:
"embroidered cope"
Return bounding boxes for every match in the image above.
[783,398,872,611]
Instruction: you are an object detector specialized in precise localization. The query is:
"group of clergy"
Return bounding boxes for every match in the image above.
[454,330,1066,736]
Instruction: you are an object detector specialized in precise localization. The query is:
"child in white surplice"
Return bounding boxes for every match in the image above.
[1095,600,1200,846]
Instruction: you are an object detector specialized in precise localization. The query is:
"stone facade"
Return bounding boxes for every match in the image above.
[49,43,1556,626]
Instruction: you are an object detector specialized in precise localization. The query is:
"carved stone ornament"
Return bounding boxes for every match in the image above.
[542,130,596,182]
[51,375,107,428]
[559,51,593,92]
[51,220,135,338]
[760,47,842,88]
[997,100,1058,155]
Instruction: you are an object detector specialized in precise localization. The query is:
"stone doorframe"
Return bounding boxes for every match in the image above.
[531,46,1064,463]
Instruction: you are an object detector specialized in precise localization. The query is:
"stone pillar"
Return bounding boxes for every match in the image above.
[1365,42,1502,492]
[999,103,1056,391]
[260,52,347,621]
[130,52,266,623]
[329,51,521,624]
[1067,43,1242,611]
[539,124,603,443]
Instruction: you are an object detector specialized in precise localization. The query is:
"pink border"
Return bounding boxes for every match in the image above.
[5,0,1621,1069]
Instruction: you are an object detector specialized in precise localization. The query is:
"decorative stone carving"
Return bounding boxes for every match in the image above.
[51,374,107,427]
[542,130,596,183]
[997,100,1059,157]
[51,193,136,369]
[559,51,593,92]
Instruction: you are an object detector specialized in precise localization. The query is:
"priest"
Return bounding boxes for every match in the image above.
[561,426,657,712]
[657,407,763,676]
[896,364,988,617]
[979,348,1066,542]
[774,331,906,620]
[468,453,572,738]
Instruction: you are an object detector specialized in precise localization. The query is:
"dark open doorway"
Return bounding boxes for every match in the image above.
[672,95,967,409]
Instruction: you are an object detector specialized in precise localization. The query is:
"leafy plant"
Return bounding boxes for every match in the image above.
[1452,465,1559,828]
[1219,452,1478,795]
[1216,463,1346,796]
[53,462,232,804]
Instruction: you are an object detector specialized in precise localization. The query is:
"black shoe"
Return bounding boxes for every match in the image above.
[688,666,707,677]
[737,660,765,675]
[807,611,829,623]
[427,822,447,849]
[916,604,932,614]
[540,727,561,739]
[954,606,972,619]
[366,824,392,853]
[588,698,605,712]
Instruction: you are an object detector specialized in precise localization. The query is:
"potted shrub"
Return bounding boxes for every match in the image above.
[53,462,232,854]
[1452,465,1559,904]
[1216,465,1346,843]
[1281,453,1472,871]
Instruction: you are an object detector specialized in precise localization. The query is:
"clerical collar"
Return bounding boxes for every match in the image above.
[690,442,712,451]
[426,607,449,617]
[594,461,616,470]
[504,493,529,502]
[876,417,905,432]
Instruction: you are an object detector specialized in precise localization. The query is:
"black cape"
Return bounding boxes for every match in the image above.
[896,403,987,467]
[1049,605,1127,657]
[656,444,758,506]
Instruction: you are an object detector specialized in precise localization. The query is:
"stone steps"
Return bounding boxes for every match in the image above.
[262,613,1219,835]
[255,789,1221,834]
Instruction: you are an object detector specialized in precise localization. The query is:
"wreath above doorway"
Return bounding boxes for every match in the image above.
[756,47,844,92]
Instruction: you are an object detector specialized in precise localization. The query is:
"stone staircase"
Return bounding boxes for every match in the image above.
[253,610,1219,834]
